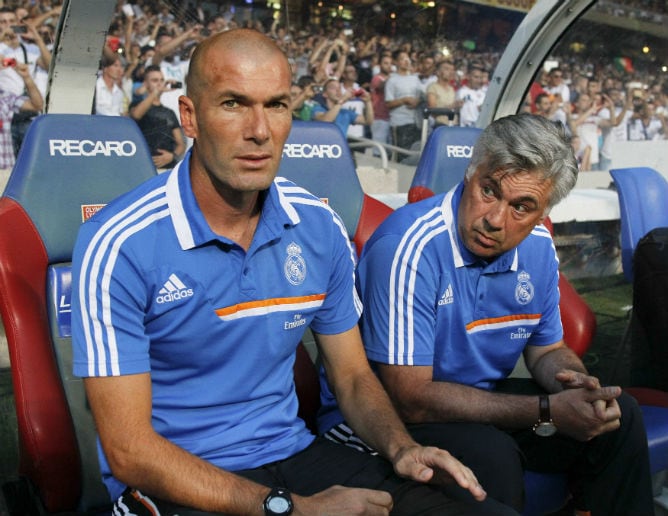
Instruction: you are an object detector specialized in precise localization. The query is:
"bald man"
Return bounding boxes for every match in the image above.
[72,29,517,516]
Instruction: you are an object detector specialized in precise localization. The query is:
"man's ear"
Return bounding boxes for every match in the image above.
[178,95,197,139]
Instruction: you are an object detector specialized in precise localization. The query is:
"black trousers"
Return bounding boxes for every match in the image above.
[392,123,421,160]
[408,380,655,516]
[114,437,518,515]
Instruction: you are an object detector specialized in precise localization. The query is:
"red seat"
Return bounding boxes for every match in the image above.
[0,115,157,512]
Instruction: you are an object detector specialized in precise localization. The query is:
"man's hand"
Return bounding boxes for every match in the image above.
[294,485,393,515]
[556,369,620,420]
[152,149,175,169]
[555,369,601,390]
[392,445,487,501]
[551,378,622,441]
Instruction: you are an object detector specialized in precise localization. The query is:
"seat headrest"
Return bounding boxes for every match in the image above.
[3,114,157,263]
[277,120,363,237]
[409,126,482,202]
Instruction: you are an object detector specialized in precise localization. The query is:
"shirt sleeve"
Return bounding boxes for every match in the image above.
[309,209,361,336]
[527,240,564,347]
[358,232,439,366]
[71,219,152,377]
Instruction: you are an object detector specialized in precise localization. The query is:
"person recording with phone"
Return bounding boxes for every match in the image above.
[312,76,373,138]
[0,59,42,170]
[129,64,186,170]
[289,75,322,121]
[0,7,51,98]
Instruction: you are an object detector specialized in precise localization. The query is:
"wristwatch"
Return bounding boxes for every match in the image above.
[263,487,293,515]
[533,395,557,437]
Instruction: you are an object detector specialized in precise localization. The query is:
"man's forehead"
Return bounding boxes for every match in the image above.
[482,168,551,191]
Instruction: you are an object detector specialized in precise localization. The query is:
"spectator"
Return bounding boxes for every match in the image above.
[426,59,462,127]
[534,92,567,129]
[568,93,603,170]
[385,49,422,157]
[628,99,666,141]
[570,134,591,171]
[94,52,127,116]
[309,37,348,83]
[146,25,204,118]
[415,52,437,131]
[339,63,366,138]
[312,77,373,138]
[71,28,512,516]
[129,65,185,170]
[456,62,486,127]
[0,8,50,97]
[290,75,320,121]
[369,51,393,151]
[544,67,570,107]
[569,73,588,104]
[598,88,634,169]
[0,60,42,170]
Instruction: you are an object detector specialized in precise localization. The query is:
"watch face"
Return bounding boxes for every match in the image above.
[267,496,291,513]
[535,422,557,437]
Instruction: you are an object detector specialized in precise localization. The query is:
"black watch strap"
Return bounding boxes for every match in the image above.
[539,394,551,421]
[263,486,293,515]
[533,394,557,437]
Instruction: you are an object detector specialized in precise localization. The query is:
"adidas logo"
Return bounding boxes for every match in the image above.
[156,273,194,304]
[438,284,454,306]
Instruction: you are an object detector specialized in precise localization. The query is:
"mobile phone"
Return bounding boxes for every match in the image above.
[312,85,323,94]
[11,25,26,34]
[2,57,17,67]
[122,4,134,17]
[171,81,183,89]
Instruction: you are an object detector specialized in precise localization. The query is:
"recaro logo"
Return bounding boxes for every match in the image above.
[445,145,473,158]
[49,139,137,157]
[283,143,343,159]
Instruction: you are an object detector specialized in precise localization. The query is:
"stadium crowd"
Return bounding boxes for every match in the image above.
[0,0,665,171]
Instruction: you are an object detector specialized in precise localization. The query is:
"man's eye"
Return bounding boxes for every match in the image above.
[222,99,238,108]
[481,185,494,197]
[269,101,289,110]
[514,204,529,214]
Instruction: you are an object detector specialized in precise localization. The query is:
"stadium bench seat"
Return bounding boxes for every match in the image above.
[0,114,157,513]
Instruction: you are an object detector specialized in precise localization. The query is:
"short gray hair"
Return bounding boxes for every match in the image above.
[465,114,578,210]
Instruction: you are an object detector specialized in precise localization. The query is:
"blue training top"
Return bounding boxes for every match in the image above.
[317,182,563,434]
[72,150,362,499]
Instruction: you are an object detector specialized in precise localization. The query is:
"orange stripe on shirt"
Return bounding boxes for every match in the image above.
[215,293,327,317]
[466,313,542,332]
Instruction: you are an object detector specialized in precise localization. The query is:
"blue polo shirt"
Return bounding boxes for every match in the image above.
[72,150,361,499]
[359,182,563,388]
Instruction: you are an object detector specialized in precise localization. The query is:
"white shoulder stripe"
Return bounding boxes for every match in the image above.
[79,186,169,376]
[388,205,445,365]
[166,165,194,249]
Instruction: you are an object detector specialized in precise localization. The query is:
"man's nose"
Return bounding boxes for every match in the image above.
[483,203,506,231]
[245,106,270,143]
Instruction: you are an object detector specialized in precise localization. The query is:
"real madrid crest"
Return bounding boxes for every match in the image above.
[514,270,534,305]
[284,242,306,285]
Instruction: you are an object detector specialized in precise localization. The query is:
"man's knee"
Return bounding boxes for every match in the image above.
[408,422,521,465]
[407,422,524,511]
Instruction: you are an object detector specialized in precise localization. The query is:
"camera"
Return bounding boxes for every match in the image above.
[2,57,17,67]
[312,85,323,94]
[11,25,26,34]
